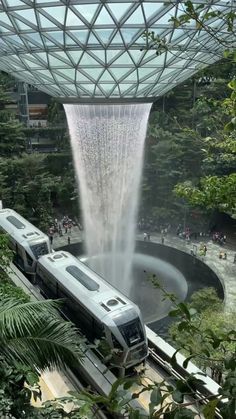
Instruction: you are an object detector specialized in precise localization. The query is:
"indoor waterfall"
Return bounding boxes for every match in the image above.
[64,103,151,295]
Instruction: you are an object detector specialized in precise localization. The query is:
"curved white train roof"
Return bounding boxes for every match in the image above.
[38,251,141,324]
[0,208,48,246]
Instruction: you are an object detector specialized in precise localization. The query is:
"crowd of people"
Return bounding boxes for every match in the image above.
[138,216,236,263]
[48,216,77,245]
[212,232,227,246]
[47,214,235,262]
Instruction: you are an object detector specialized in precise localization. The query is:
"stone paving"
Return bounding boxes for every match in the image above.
[53,227,236,313]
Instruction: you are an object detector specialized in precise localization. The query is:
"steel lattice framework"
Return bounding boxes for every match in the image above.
[0,0,235,101]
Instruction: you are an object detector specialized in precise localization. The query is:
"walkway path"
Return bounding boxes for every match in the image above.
[53,227,236,313]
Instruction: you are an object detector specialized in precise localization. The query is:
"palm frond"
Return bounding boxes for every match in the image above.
[0,297,84,371]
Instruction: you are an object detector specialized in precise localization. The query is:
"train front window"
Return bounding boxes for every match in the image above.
[117,318,144,347]
[30,242,48,259]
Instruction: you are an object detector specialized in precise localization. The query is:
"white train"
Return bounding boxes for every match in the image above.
[0,208,50,273]
[0,208,148,372]
[37,251,148,371]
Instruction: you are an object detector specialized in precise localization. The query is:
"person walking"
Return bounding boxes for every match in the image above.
[49,235,53,246]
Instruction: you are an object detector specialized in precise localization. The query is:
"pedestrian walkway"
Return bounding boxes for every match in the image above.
[53,225,83,248]
[137,233,236,313]
[53,229,236,313]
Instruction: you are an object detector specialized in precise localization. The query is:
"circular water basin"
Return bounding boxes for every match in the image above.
[80,252,188,324]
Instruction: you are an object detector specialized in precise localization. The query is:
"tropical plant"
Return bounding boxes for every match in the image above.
[0,297,83,371]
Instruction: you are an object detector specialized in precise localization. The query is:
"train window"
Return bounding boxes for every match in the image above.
[30,242,48,259]
[66,265,99,291]
[117,318,144,347]
[7,216,25,229]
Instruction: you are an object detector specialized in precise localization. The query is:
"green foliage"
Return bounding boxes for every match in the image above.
[0,119,25,156]
[0,297,83,371]
[0,356,41,418]
[0,72,25,156]
[0,152,77,230]
[174,173,236,216]
[188,287,222,312]
[0,295,86,418]
[142,9,236,222]
[0,278,30,303]
[0,234,13,274]
[0,235,86,418]
[168,287,236,385]
[224,79,236,132]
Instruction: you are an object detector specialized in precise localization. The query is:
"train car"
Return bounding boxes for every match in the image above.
[36,251,148,373]
[0,208,50,274]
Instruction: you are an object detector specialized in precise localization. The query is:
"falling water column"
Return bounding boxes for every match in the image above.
[64,103,152,296]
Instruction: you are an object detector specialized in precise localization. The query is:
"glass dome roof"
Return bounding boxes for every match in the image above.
[0,1,234,101]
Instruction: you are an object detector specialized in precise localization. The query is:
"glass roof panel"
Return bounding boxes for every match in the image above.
[69,30,88,44]
[15,9,37,26]
[99,83,114,93]
[90,49,105,63]
[80,53,100,66]
[113,52,133,65]
[0,0,234,100]
[66,9,83,27]
[99,70,114,82]
[68,50,83,64]
[83,67,103,79]
[123,70,138,82]
[138,67,155,78]
[0,13,13,26]
[95,7,114,25]
[52,51,72,64]
[129,49,144,63]
[110,67,132,80]
[26,32,43,46]
[81,84,95,94]
[142,3,162,21]
[76,72,92,83]
[110,31,123,44]
[14,19,32,31]
[120,83,135,94]
[39,13,57,28]
[107,3,133,22]
[48,54,68,67]
[87,32,100,44]
[74,4,99,24]
[46,31,64,45]
[120,28,140,44]
[42,7,66,25]
[94,29,114,44]
[124,6,144,24]
[65,34,77,46]
[7,0,24,6]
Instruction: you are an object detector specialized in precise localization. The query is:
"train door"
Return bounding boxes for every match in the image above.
[14,243,25,271]
[57,285,94,340]
[38,269,58,299]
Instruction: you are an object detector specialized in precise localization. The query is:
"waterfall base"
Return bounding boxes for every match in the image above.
[80,252,188,324]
